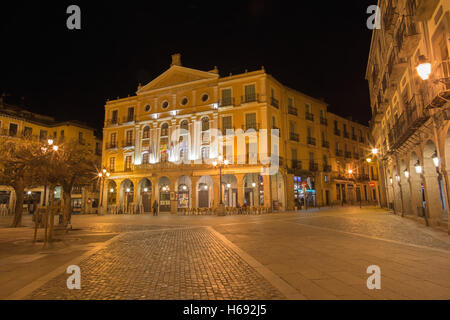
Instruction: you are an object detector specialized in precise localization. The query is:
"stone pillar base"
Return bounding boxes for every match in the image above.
[217,203,226,216]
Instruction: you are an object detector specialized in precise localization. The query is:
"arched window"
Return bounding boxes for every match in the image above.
[142,126,150,139]
[161,123,169,137]
[201,117,210,132]
[180,120,189,132]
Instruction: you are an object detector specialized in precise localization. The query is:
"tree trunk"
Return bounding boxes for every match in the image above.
[62,185,72,226]
[11,179,24,228]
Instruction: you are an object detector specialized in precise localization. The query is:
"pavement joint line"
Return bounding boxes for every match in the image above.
[207,226,306,300]
[5,232,123,300]
[283,220,450,255]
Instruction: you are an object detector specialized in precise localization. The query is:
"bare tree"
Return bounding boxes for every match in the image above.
[0,138,44,227]
[45,140,98,226]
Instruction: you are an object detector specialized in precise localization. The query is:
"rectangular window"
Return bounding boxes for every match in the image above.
[305,104,310,113]
[23,127,32,137]
[222,116,232,134]
[61,130,64,139]
[127,107,134,122]
[142,153,149,164]
[288,97,293,108]
[112,110,118,123]
[125,156,132,171]
[78,132,84,144]
[109,157,116,172]
[221,88,232,106]
[110,133,117,147]
[292,149,298,168]
[245,113,257,130]
[9,123,18,136]
[40,130,48,141]
[126,130,133,145]
[244,84,256,102]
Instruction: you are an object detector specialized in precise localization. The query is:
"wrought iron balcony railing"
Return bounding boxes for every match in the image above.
[241,93,260,104]
[320,117,328,125]
[322,141,330,148]
[307,137,316,146]
[309,162,319,172]
[305,112,314,121]
[334,128,341,136]
[288,106,298,116]
[345,151,352,158]
[271,97,279,109]
[219,97,235,107]
[290,132,299,142]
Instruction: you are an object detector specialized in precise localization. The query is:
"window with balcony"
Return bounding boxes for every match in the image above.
[125,156,132,171]
[334,120,340,135]
[125,130,133,147]
[222,116,232,135]
[244,84,256,103]
[127,107,134,122]
[221,88,233,107]
[245,113,257,131]
[305,104,314,121]
[110,133,117,148]
[111,110,118,124]
[79,132,85,145]
[109,157,115,172]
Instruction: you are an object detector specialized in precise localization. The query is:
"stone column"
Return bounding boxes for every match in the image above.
[170,179,177,214]
[236,173,245,207]
[191,176,199,209]
[212,175,221,208]
[262,174,272,210]
[286,173,294,210]
[423,174,443,224]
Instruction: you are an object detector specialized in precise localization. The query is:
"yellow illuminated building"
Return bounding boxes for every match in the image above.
[102,54,379,214]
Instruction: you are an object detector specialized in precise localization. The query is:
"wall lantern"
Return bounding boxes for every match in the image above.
[404,169,409,179]
[371,148,378,155]
[366,158,372,163]
[432,151,439,168]
[395,175,400,182]
[416,55,432,80]
[389,177,393,184]
[415,160,423,174]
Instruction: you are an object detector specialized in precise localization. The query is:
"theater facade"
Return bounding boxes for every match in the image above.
[102,54,378,214]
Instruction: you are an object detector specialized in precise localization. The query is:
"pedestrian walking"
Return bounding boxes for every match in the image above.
[152,200,158,216]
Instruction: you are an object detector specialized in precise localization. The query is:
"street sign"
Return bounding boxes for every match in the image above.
[302,182,307,188]
[369,182,375,188]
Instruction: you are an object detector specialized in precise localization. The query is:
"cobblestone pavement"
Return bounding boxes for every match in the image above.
[3,207,450,300]
[289,209,450,251]
[26,227,283,300]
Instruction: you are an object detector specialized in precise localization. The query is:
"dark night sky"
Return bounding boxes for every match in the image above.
[0,0,375,131]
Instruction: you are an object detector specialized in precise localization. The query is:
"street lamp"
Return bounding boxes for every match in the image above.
[348,169,353,174]
[98,168,111,215]
[371,148,378,155]
[366,158,372,163]
[389,177,393,184]
[213,156,229,215]
[415,160,423,174]
[416,55,432,80]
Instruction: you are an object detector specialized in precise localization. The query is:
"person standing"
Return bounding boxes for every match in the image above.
[152,200,158,216]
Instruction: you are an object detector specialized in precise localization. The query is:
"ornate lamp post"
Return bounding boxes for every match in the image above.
[98,168,110,215]
[213,155,229,216]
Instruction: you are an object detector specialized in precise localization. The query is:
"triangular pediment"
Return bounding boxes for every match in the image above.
[137,65,218,94]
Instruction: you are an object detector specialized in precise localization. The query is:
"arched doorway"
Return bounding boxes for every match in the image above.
[222,174,237,207]
[198,176,213,208]
[176,175,191,209]
[120,179,134,213]
[138,178,152,213]
[243,173,263,207]
[158,176,171,212]
[400,160,412,215]
[107,180,117,206]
